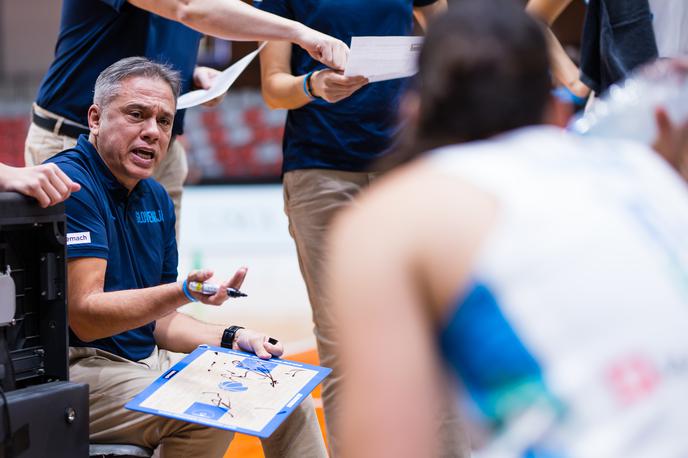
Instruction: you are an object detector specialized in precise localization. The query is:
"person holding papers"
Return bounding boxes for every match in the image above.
[527,0,687,100]
[255,0,451,455]
[47,57,328,458]
[25,0,349,235]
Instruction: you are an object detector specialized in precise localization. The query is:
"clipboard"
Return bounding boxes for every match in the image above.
[125,345,331,438]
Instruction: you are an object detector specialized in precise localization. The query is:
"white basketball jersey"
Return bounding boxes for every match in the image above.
[431,127,688,457]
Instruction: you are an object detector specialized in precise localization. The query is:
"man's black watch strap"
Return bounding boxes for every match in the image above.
[221,326,244,349]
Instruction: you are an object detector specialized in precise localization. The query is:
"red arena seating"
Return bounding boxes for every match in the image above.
[0,116,30,166]
[184,89,284,183]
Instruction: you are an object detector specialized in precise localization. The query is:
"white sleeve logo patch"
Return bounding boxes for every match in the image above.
[66,232,92,245]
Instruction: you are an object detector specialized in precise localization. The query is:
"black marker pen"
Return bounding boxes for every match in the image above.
[187,281,247,298]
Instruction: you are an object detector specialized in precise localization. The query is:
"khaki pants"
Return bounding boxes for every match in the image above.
[283,169,374,457]
[24,104,188,237]
[70,347,327,458]
[283,169,470,458]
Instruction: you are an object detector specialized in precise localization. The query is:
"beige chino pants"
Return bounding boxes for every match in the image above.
[283,169,377,456]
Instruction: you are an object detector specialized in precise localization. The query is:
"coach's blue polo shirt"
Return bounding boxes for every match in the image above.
[46,135,178,361]
[35,0,200,136]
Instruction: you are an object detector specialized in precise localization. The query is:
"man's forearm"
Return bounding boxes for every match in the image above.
[154,311,224,354]
[70,281,188,343]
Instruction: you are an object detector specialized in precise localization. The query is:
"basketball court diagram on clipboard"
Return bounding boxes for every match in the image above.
[125,345,331,438]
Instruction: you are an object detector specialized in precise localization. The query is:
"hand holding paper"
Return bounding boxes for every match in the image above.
[344,36,424,83]
[310,70,368,103]
[297,27,350,71]
[176,37,421,110]
[192,66,224,108]
[177,43,267,110]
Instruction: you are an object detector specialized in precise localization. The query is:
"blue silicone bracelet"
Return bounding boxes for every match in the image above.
[182,279,198,302]
[303,71,315,99]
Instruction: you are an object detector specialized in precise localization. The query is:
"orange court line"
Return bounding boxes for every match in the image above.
[224,349,326,458]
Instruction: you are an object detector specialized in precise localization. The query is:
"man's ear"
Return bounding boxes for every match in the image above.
[543,95,573,128]
[87,104,102,135]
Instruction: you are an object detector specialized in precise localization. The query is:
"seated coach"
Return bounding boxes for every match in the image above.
[46,57,327,458]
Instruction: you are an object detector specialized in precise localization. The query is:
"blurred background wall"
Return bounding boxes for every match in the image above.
[0,0,62,99]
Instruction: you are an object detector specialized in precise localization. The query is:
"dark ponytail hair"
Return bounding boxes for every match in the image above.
[384,0,551,168]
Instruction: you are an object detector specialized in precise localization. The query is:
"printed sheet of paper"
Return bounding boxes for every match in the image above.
[125,345,331,438]
[177,43,266,110]
[344,36,423,83]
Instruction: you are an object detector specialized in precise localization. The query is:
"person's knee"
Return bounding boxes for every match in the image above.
[260,397,327,458]
[156,419,233,457]
[269,396,320,441]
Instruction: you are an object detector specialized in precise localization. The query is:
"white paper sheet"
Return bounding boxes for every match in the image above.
[343,36,424,83]
[177,43,266,110]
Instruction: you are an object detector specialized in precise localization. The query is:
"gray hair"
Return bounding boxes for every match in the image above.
[93,57,182,107]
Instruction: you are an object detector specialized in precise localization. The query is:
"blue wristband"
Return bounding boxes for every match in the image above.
[552,86,587,107]
[182,279,198,303]
[303,71,315,99]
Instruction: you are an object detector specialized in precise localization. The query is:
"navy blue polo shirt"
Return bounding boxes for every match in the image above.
[255,0,438,173]
[46,135,178,361]
[35,0,200,136]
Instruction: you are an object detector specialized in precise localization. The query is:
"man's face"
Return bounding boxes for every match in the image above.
[88,76,176,190]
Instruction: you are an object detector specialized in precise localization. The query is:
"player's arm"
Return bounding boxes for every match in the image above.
[329,168,447,458]
[128,0,348,70]
[329,163,496,458]
[526,0,590,98]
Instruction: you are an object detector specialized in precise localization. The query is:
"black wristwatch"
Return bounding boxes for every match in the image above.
[221,325,244,349]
